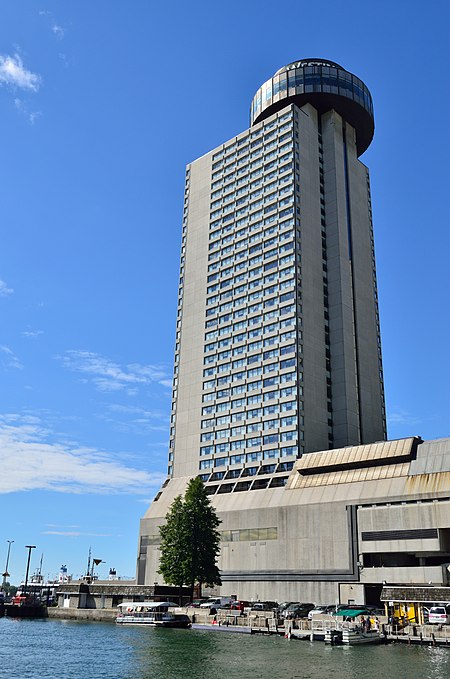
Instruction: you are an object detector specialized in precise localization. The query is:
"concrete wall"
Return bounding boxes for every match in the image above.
[48,607,116,622]
[358,499,450,554]
[297,104,329,453]
[321,109,385,448]
[140,438,450,602]
[172,153,211,478]
[321,110,360,448]
[346,121,385,444]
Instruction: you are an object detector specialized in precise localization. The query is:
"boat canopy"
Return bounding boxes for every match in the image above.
[117,601,177,609]
[332,608,368,618]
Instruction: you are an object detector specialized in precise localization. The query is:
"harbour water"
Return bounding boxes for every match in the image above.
[1,617,450,679]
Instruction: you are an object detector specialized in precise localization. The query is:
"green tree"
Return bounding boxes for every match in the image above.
[1,581,17,596]
[158,477,222,602]
[158,495,188,603]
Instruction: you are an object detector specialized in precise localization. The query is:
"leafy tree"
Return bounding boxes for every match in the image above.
[183,477,222,599]
[158,477,222,601]
[1,581,16,596]
[158,495,187,603]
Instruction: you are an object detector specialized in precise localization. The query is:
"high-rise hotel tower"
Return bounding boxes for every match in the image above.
[139,59,387,587]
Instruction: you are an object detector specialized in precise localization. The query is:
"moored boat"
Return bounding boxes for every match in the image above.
[324,624,382,645]
[4,595,47,619]
[116,601,191,628]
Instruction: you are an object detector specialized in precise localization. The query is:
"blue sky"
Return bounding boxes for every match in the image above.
[0,1,449,583]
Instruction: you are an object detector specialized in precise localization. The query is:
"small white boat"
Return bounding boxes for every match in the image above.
[325,624,381,645]
[116,601,191,628]
[342,625,382,645]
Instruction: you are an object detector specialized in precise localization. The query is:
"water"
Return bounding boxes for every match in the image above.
[1,617,450,679]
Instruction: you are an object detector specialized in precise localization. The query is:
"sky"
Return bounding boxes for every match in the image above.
[0,0,449,584]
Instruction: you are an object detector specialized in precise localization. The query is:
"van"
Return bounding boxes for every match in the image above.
[428,605,450,624]
[199,597,235,609]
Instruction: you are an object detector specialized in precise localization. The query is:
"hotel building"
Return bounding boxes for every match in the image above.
[138,60,450,603]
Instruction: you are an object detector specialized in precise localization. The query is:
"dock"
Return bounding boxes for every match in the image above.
[15,605,450,647]
[192,623,252,634]
[189,611,450,647]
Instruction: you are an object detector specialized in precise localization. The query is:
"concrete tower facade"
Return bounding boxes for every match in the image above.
[169,59,385,482]
[138,60,387,590]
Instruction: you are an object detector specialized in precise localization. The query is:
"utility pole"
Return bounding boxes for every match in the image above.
[86,547,91,581]
[23,545,36,596]
[2,540,14,592]
[92,559,104,579]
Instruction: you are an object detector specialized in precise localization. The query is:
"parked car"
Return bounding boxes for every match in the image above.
[187,599,209,608]
[307,605,329,619]
[276,601,296,613]
[280,602,300,617]
[283,603,315,619]
[251,601,278,612]
[324,605,338,614]
[230,600,250,611]
[429,605,450,624]
[199,597,235,609]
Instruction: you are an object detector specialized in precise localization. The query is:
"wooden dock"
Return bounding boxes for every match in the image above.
[192,623,252,634]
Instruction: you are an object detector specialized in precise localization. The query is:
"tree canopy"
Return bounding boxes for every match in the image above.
[158,477,222,599]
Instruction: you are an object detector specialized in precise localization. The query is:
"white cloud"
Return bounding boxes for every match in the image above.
[0,53,41,92]
[0,345,23,370]
[39,10,66,41]
[95,404,169,439]
[0,414,166,495]
[14,98,41,125]
[46,523,80,528]
[0,279,13,297]
[22,329,44,338]
[107,404,168,421]
[387,408,420,426]
[57,349,170,393]
[42,530,112,537]
[52,24,65,40]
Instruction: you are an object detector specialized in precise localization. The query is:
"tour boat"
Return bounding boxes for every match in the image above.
[116,601,191,628]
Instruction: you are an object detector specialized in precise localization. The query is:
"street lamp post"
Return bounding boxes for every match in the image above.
[23,545,36,596]
[91,559,104,579]
[2,540,14,592]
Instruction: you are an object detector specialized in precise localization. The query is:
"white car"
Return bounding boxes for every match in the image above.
[428,605,450,624]
[308,606,329,619]
[199,597,234,609]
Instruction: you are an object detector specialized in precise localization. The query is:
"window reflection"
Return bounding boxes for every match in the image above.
[251,65,373,126]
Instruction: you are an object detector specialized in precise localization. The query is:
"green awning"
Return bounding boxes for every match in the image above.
[332,608,368,618]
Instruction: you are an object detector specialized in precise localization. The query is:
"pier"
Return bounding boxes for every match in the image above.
[188,610,450,646]
[34,604,450,647]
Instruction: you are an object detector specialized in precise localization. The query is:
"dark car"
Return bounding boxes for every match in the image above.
[276,601,297,614]
[283,602,315,619]
[187,599,209,608]
[251,601,278,612]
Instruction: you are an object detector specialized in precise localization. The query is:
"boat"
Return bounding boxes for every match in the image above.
[4,595,47,619]
[324,623,382,645]
[323,607,383,645]
[116,601,191,628]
